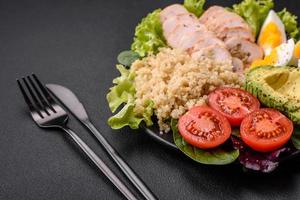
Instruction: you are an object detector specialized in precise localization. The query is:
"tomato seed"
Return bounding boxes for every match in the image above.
[208,134,214,141]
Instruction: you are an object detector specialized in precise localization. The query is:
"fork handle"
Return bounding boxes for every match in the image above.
[61,126,137,200]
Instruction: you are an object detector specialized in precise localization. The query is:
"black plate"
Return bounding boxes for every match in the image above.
[141,124,178,150]
[142,123,300,166]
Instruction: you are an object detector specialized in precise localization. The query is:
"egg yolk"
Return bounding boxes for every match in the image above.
[294,42,300,59]
[258,22,283,49]
[251,50,278,68]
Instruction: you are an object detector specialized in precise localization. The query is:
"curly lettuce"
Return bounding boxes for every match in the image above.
[107,65,154,129]
[232,0,274,36]
[131,9,166,57]
[107,65,135,113]
[277,8,300,40]
[184,0,206,17]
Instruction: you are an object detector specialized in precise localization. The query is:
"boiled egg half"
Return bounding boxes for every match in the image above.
[251,39,295,68]
[258,10,287,56]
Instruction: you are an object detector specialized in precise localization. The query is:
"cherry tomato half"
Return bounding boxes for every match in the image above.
[208,87,260,126]
[240,108,293,152]
[178,106,231,149]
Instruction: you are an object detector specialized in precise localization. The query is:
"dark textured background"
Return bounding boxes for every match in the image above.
[1,0,300,199]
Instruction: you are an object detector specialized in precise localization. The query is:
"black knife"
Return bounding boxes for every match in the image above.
[46,84,158,200]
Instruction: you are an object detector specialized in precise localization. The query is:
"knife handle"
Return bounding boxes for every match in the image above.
[85,122,158,200]
[61,126,137,200]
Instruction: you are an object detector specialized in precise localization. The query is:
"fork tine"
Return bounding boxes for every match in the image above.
[27,75,52,114]
[23,77,48,117]
[17,79,43,118]
[32,74,56,112]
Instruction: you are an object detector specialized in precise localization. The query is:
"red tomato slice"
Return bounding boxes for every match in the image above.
[208,87,260,126]
[240,108,293,152]
[178,106,231,149]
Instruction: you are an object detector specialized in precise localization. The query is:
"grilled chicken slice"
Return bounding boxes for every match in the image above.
[225,37,263,66]
[161,4,225,52]
[199,6,254,42]
[218,27,255,42]
[198,5,259,68]
[161,4,261,73]
[170,29,205,50]
[189,35,226,53]
[210,12,252,32]
[166,22,208,49]
[192,45,232,64]
[177,28,220,50]
[162,14,199,37]
[232,57,244,74]
[220,19,252,33]
[162,16,180,37]
[160,4,189,23]
[198,6,224,24]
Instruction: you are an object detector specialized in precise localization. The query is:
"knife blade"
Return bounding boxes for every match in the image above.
[46,83,158,200]
[46,84,88,121]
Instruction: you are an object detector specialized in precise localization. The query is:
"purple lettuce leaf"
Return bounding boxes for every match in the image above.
[232,137,296,173]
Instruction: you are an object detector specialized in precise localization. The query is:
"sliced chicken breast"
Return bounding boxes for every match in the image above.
[189,35,226,53]
[204,11,239,30]
[175,30,206,50]
[162,14,199,37]
[199,6,225,24]
[192,45,232,64]
[200,6,254,39]
[162,16,180,37]
[232,57,244,74]
[160,4,188,23]
[217,27,255,42]
[167,26,197,49]
[161,4,260,71]
[225,37,264,66]
[167,21,208,49]
[198,5,258,68]
[213,18,252,35]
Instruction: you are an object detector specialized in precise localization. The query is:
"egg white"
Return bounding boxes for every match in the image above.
[275,39,295,66]
[259,10,287,56]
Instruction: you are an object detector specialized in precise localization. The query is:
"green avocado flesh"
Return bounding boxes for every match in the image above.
[245,66,300,124]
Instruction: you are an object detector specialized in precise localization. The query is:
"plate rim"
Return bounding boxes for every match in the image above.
[141,124,178,150]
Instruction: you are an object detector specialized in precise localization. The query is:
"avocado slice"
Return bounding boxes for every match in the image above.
[245,66,300,124]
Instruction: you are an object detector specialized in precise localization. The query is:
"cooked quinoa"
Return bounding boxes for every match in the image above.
[131,48,244,133]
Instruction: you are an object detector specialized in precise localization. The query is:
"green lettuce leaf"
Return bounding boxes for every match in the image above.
[106,65,135,113]
[232,0,274,36]
[106,65,154,129]
[142,100,154,127]
[131,9,166,57]
[107,101,154,129]
[277,8,300,40]
[184,0,206,17]
[171,119,239,165]
[108,103,142,129]
[117,50,140,67]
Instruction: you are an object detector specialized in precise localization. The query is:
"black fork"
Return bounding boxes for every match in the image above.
[17,74,137,200]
